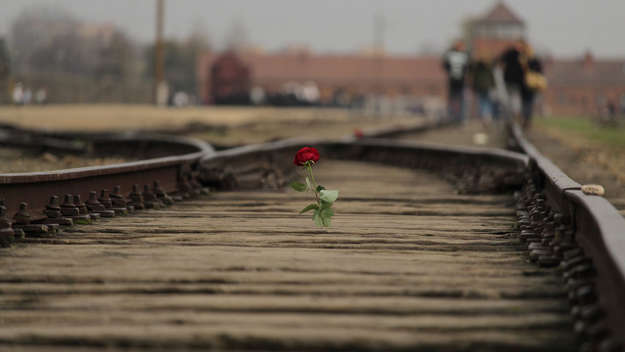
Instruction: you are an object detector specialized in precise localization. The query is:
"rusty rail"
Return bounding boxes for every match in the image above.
[1,118,449,234]
[0,129,214,230]
[508,123,625,350]
[199,136,528,195]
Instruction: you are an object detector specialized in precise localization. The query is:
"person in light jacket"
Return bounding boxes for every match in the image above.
[442,41,469,123]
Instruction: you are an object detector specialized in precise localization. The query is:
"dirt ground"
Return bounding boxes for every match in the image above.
[398,119,507,149]
[189,116,427,147]
[0,105,424,134]
[0,147,130,173]
[527,127,625,212]
[0,105,429,150]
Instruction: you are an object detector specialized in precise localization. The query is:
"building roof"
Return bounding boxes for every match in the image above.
[480,1,524,25]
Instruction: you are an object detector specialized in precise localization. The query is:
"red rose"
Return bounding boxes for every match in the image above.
[293,147,320,166]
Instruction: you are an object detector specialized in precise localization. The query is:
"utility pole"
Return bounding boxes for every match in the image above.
[373,12,386,54]
[373,12,386,116]
[154,0,165,105]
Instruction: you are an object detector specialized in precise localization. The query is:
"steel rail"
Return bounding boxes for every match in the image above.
[362,121,625,348]
[199,136,529,196]
[508,122,580,209]
[202,134,528,167]
[0,117,449,225]
[508,123,625,349]
[0,131,215,225]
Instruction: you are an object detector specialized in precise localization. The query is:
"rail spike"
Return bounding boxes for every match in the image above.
[60,194,80,218]
[74,194,97,222]
[110,186,130,215]
[62,194,91,225]
[187,174,202,197]
[128,184,145,210]
[177,176,192,200]
[99,189,127,216]
[98,189,113,209]
[153,180,174,206]
[13,202,49,237]
[86,191,114,218]
[43,195,72,228]
[0,201,16,247]
[142,184,162,210]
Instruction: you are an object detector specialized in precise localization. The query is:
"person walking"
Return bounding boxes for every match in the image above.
[470,50,496,124]
[520,42,546,129]
[499,40,526,119]
[442,41,469,124]
[12,82,23,105]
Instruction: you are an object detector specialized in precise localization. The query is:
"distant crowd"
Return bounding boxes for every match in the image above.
[11,82,47,105]
[442,38,546,129]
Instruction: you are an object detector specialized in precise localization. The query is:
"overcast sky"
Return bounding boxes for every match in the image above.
[1,0,624,58]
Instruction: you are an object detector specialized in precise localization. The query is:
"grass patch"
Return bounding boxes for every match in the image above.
[535,116,625,149]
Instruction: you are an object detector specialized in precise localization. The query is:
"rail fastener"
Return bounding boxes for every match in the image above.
[43,195,73,227]
[73,194,94,223]
[153,181,175,205]
[128,184,145,210]
[86,191,115,218]
[13,202,49,236]
[0,202,15,246]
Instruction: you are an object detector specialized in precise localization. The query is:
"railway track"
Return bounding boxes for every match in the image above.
[0,121,623,351]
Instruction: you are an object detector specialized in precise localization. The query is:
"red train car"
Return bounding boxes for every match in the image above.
[209,52,251,105]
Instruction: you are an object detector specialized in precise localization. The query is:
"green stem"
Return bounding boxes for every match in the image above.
[306,162,320,205]
[306,162,318,187]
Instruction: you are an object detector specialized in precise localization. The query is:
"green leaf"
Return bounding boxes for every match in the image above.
[313,207,333,227]
[322,217,331,227]
[316,185,325,192]
[290,181,307,192]
[313,209,324,227]
[299,203,319,214]
[319,189,339,203]
[321,207,334,219]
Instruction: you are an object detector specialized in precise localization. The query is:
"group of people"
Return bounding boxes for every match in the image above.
[12,82,47,105]
[442,39,545,129]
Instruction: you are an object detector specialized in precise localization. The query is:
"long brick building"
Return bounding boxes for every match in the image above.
[197,49,445,105]
[197,1,625,115]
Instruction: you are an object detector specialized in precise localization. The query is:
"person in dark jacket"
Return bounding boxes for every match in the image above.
[442,41,469,123]
[499,40,526,118]
[470,50,495,123]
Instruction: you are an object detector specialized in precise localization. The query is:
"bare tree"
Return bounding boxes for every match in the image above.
[187,18,212,51]
[0,37,10,103]
[9,6,79,74]
[10,5,137,78]
[96,30,135,79]
[143,19,212,97]
[0,38,10,80]
[8,4,145,103]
